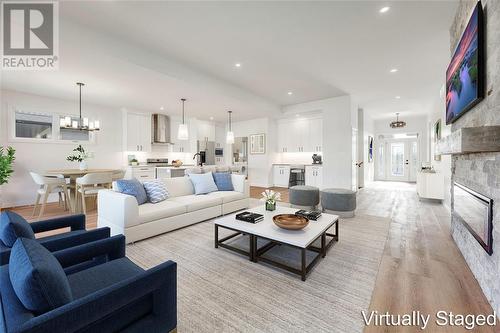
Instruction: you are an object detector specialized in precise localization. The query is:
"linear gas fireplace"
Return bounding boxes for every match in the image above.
[453,182,494,255]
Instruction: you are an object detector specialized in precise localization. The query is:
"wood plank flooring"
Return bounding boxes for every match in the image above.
[6,181,496,331]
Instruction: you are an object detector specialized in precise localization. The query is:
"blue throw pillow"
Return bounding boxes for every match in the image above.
[143,180,169,203]
[115,179,148,205]
[212,172,234,191]
[0,211,35,247]
[188,172,219,195]
[9,238,73,313]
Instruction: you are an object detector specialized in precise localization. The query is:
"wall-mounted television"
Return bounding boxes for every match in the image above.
[445,1,484,125]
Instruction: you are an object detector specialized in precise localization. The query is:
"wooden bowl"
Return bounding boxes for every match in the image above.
[273,214,309,230]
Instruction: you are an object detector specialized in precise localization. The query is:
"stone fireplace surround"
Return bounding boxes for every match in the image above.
[449,0,500,314]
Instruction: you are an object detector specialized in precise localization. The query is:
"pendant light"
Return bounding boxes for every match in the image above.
[60,82,100,131]
[226,110,235,144]
[177,98,189,140]
[389,112,406,129]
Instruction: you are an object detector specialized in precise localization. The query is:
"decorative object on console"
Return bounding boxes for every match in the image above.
[115,179,148,204]
[143,180,170,204]
[273,214,309,230]
[178,98,189,140]
[368,136,374,162]
[188,172,219,195]
[226,111,235,144]
[250,133,265,154]
[312,154,322,164]
[389,113,406,129]
[261,189,281,211]
[445,1,484,124]
[60,82,100,132]
[434,119,442,161]
[66,144,90,170]
[130,158,139,166]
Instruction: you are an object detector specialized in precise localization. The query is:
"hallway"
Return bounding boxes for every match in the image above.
[361,182,495,332]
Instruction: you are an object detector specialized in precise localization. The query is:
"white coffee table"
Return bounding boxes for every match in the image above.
[214,206,339,281]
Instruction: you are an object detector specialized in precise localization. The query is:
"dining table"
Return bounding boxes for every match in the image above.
[45,168,121,213]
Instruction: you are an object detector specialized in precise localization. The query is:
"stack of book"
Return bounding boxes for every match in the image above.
[295,210,322,221]
[236,212,264,223]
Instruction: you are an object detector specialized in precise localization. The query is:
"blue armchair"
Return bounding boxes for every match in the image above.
[0,211,110,265]
[0,235,177,333]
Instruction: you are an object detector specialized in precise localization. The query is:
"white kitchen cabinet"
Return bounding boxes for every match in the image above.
[126,166,155,181]
[277,117,322,153]
[277,122,290,153]
[197,120,216,142]
[125,112,151,152]
[273,165,290,187]
[305,165,323,188]
[215,124,225,148]
[309,118,323,153]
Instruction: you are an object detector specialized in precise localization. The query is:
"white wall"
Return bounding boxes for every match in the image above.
[230,117,276,187]
[428,92,452,209]
[0,90,125,207]
[363,111,375,184]
[283,95,354,189]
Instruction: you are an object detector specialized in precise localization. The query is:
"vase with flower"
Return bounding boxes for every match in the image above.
[261,189,281,211]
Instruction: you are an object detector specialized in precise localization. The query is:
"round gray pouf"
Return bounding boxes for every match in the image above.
[321,188,356,217]
[289,185,320,209]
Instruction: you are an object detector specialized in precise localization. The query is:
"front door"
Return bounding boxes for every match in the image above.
[380,138,418,182]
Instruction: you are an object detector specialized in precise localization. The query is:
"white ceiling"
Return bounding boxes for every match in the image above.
[1,1,457,121]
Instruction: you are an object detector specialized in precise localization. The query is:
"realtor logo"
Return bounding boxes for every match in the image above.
[2,1,59,70]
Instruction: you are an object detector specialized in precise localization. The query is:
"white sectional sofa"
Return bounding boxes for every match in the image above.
[98,175,249,243]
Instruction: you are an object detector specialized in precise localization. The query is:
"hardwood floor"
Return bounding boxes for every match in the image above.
[250,186,290,203]
[7,182,496,331]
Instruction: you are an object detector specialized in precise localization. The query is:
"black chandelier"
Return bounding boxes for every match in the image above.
[389,113,406,129]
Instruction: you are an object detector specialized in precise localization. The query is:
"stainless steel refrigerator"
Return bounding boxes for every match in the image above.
[197,140,215,165]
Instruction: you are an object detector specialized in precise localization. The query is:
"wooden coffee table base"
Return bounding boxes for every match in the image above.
[215,221,338,281]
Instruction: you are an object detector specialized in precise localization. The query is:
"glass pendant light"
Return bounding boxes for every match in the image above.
[178,98,189,140]
[226,110,235,144]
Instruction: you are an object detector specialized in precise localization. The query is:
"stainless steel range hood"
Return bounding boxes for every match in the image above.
[152,114,171,144]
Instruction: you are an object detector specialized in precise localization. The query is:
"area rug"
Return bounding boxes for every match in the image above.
[126,212,390,333]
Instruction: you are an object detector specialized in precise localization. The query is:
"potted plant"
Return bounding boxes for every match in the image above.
[67,145,90,170]
[130,158,139,166]
[0,146,16,211]
[261,189,281,211]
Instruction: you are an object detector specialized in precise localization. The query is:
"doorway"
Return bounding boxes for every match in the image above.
[377,137,418,182]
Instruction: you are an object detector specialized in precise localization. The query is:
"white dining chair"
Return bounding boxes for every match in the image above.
[76,173,112,214]
[109,170,125,188]
[30,172,72,218]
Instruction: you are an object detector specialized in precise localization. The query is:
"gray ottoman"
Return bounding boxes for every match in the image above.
[321,188,356,218]
[289,185,320,209]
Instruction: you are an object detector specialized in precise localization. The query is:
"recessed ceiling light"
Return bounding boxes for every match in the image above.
[235,63,241,68]
[295,114,300,117]
[209,116,214,121]
[160,106,164,110]
[395,96,401,99]
[379,6,390,13]
[390,68,398,73]
[287,91,293,95]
